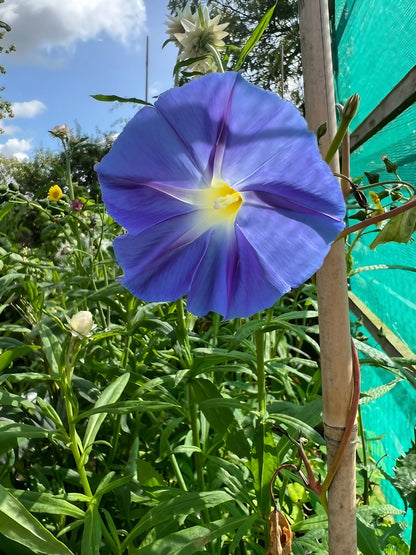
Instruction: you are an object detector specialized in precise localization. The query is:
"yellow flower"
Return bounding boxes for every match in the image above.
[48,185,63,201]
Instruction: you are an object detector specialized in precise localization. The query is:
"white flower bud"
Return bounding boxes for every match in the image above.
[70,311,93,337]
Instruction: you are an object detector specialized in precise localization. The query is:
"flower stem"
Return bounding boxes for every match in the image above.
[255,327,266,414]
[357,407,369,505]
[62,339,93,498]
[254,321,269,546]
[189,383,205,492]
[64,145,75,201]
[338,196,416,240]
[175,299,193,368]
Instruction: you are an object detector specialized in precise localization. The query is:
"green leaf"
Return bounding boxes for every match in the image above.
[31,318,63,375]
[77,400,179,421]
[0,484,74,555]
[173,55,211,76]
[192,378,234,433]
[370,201,416,249]
[91,94,152,106]
[9,490,85,519]
[356,516,383,555]
[357,503,405,523]
[0,345,40,372]
[81,503,101,555]
[121,490,234,550]
[0,202,13,223]
[0,422,56,456]
[291,513,327,532]
[0,21,12,32]
[82,372,130,456]
[132,514,254,554]
[0,273,25,297]
[267,412,324,445]
[0,371,56,386]
[234,3,276,71]
[136,460,165,487]
[360,378,402,405]
[249,429,278,515]
[392,453,416,508]
[0,390,36,410]
[354,340,416,388]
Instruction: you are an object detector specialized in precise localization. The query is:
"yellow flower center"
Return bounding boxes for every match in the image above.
[202,179,242,224]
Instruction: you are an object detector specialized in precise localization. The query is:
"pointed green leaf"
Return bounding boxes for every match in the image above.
[234,3,276,71]
[82,372,130,455]
[81,503,101,555]
[91,94,152,106]
[0,484,74,555]
[10,490,85,519]
[121,490,234,550]
[132,515,256,554]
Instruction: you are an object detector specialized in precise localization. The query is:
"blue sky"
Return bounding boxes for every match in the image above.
[0,0,178,159]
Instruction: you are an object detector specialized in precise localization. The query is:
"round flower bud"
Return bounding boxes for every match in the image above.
[70,311,93,337]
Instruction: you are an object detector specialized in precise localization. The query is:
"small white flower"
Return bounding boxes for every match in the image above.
[49,124,72,139]
[165,2,196,47]
[70,311,93,337]
[175,7,229,62]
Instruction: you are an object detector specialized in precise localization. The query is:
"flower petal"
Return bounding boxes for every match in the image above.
[96,106,204,232]
[218,74,345,222]
[187,226,238,317]
[236,198,340,291]
[154,72,239,181]
[114,213,209,302]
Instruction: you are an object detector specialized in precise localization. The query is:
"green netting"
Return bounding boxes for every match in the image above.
[333,0,416,129]
[333,0,416,544]
[357,327,416,543]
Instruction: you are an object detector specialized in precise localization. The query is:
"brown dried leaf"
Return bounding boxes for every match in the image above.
[267,508,294,555]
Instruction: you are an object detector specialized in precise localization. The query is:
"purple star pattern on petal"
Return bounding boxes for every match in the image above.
[97,72,345,319]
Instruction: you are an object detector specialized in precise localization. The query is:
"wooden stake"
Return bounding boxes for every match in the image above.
[298,1,357,553]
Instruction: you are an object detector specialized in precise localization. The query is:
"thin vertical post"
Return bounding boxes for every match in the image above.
[145,35,149,103]
[298,1,357,553]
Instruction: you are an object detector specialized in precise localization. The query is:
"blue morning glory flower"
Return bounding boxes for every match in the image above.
[97,72,345,319]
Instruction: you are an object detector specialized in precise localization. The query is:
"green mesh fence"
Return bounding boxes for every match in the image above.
[332,0,416,544]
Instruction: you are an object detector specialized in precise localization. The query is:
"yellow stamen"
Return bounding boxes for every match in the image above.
[201,179,242,224]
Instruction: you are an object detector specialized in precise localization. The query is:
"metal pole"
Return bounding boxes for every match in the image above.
[298,1,357,553]
[145,35,149,103]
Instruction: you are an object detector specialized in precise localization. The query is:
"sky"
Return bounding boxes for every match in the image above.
[0,0,178,159]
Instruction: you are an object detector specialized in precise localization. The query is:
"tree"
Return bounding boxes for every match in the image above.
[167,0,302,105]
[0,0,16,132]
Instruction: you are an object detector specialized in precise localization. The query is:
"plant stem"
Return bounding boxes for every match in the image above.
[175,299,193,368]
[62,340,93,498]
[63,381,93,497]
[357,406,369,505]
[255,322,269,547]
[65,147,75,201]
[255,326,266,415]
[410,507,416,555]
[189,383,205,492]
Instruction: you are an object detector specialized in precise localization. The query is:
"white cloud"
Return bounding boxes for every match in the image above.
[12,100,47,119]
[0,122,21,135]
[3,0,146,59]
[0,138,32,159]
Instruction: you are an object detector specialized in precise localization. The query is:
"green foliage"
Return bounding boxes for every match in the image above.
[0,61,412,555]
[168,0,302,104]
[0,0,15,131]
[392,429,416,510]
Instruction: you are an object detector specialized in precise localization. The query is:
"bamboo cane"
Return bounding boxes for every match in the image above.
[298,1,357,553]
